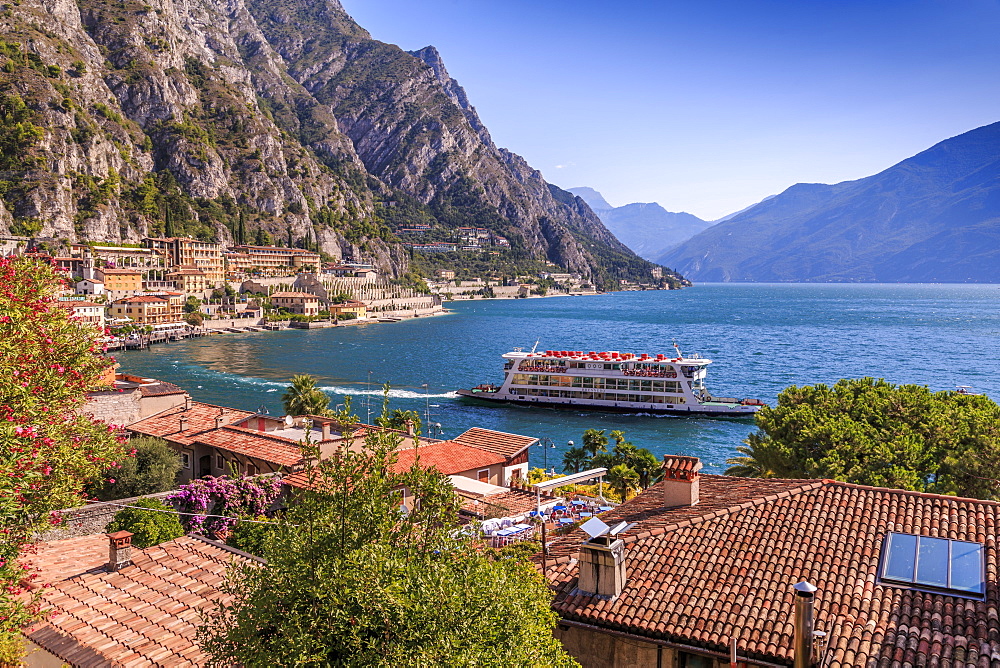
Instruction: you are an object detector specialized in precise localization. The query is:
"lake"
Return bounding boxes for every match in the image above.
[119,283,1000,472]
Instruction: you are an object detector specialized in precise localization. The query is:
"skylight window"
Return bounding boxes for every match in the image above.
[879,532,985,599]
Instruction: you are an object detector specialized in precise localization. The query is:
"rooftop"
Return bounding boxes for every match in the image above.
[23,533,259,666]
[270,291,320,299]
[392,440,506,476]
[542,474,1000,666]
[452,427,537,458]
[128,401,255,446]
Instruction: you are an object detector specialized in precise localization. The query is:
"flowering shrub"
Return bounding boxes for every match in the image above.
[0,256,126,655]
[167,475,283,539]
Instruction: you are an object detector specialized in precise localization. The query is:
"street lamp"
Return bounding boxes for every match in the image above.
[536,437,556,472]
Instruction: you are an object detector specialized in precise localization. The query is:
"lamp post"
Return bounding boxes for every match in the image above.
[537,437,556,472]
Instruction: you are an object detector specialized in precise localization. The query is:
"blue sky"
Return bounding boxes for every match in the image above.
[340,0,1000,220]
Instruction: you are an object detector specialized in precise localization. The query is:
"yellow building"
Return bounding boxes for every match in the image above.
[95,268,143,293]
[329,299,367,319]
[231,245,320,276]
[165,266,210,295]
[270,291,321,316]
[143,237,224,284]
[109,293,185,325]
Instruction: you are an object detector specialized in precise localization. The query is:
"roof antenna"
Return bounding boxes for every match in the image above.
[530,339,540,354]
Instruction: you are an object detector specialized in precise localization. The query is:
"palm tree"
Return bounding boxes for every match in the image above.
[606,464,640,502]
[562,447,590,474]
[724,434,797,478]
[632,448,663,489]
[281,374,331,417]
[582,429,608,459]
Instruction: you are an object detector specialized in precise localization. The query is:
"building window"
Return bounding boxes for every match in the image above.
[247,463,259,476]
[678,652,714,668]
[879,531,984,599]
[216,454,225,469]
[477,469,490,483]
[181,452,191,469]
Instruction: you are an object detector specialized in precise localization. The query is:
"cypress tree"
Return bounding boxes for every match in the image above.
[164,205,175,238]
[238,210,246,245]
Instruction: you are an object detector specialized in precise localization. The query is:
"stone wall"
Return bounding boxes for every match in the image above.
[554,624,728,668]
[35,490,178,542]
[82,388,142,427]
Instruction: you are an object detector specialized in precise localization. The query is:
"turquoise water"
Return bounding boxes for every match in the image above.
[119,284,1000,473]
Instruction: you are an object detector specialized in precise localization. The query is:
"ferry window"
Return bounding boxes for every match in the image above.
[572,377,583,388]
[582,378,594,388]
[879,532,984,598]
[652,381,664,391]
[593,378,605,389]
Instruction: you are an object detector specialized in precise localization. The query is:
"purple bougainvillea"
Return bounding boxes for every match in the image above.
[168,475,283,538]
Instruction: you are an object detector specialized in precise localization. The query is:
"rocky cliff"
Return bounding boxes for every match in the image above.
[0,0,677,287]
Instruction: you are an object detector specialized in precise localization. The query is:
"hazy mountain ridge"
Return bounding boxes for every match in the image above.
[659,122,1000,282]
[568,187,712,261]
[0,0,675,286]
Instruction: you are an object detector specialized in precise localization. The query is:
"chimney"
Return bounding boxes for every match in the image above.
[107,530,134,571]
[577,535,627,600]
[321,421,331,441]
[215,411,225,429]
[793,581,818,668]
[179,414,189,432]
[183,395,192,411]
[404,419,415,437]
[662,455,702,507]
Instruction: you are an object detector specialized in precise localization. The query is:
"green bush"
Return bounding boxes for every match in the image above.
[227,516,277,557]
[93,436,182,501]
[105,497,184,548]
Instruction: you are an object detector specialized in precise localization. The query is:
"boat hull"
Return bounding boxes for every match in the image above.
[455,388,761,418]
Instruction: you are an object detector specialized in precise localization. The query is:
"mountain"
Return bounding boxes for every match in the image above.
[568,188,711,261]
[568,187,614,212]
[0,0,680,289]
[659,122,1000,282]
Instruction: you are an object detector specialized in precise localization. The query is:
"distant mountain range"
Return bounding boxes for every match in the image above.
[659,121,1000,282]
[568,188,712,262]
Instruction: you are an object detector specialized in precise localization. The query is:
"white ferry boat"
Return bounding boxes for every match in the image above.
[456,344,765,418]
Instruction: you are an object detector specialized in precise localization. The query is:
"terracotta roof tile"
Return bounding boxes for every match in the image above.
[193,426,304,467]
[392,440,505,476]
[452,427,536,458]
[23,534,258,666]
[128,402,255,447]
[542,475,1000,667]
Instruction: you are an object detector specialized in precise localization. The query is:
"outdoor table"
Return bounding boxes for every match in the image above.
[579,512,593,518]
[513,524,532,531]
[557,518,575,526]
[570,500,587,506]
[552,505,567,511]
[598,506,614,512]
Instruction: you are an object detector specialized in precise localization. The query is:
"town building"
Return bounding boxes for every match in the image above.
[329,299,367,319]
[70,243,163,272]
[270,290,321,316]
[406,242,459,253]
[143,237,224,283]
[165,265,211,295]
[74,277,104,296]
[107,292,185,326]
[541,455,1000,668]
[84,374,188,427]
[436,269,456,280]
[51,256,84,276]
[94,267,143,296]
[22,531,258,666]
[229,245,321,276]
[56,299,105,331]
[322,263,377,280]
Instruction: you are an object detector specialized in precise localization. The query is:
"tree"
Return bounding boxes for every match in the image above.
[582,428,608,459]
[0,256,125,657]
[91,436,182,501]
[606,464,640,502]
[562,446,589,474]
[281,374,331,416]
[726,378,1000,499]
[197,410,577,666]
[104,497,185,549]
[184,295,202,313]
[376,408,421,433]
[185,312,204,326]
[237,210,247,245]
